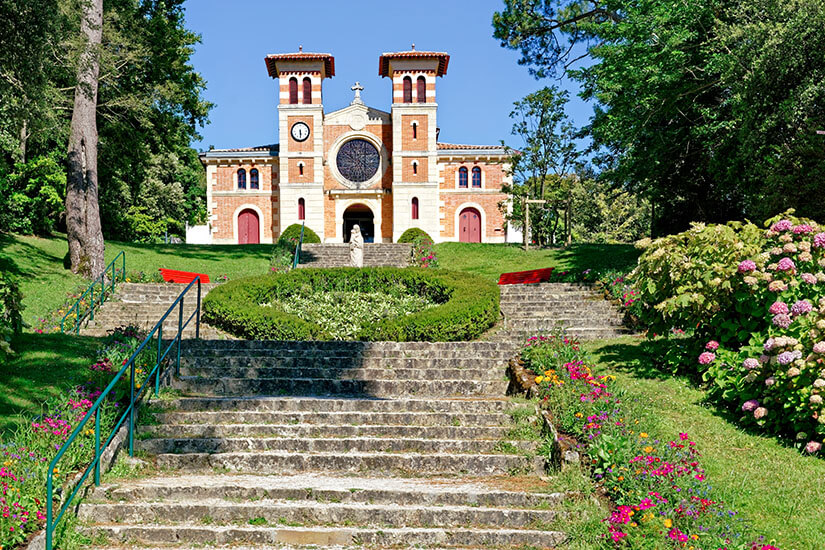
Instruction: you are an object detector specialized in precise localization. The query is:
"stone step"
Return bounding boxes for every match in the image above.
[179,349,515,360]
[180,340,518,353]
[85,474,566,509]
[143,423,512,440]
[79,499,559,529]
[153,410,512,427]
[501,327,630,340]
[84,524,565,548]
[171,377,509,398]
[178,366,505,381]
[504,318,624,328]
[153,451,545,476]
[137,436,535,455]
[158,396,512,414]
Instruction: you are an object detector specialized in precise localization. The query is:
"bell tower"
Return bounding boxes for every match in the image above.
[265,49,335,238]
[379,47,449,241]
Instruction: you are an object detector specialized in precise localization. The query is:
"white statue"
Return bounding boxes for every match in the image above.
[349,224,364,268]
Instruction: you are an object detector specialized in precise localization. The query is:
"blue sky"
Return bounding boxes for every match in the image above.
[183,0,591,152]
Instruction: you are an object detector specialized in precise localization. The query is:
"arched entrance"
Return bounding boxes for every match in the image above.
[459,207,481,243]
[343,204,375,243]
[237,209,260,244]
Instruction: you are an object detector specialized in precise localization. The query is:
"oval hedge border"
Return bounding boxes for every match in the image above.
[202,268,500,341]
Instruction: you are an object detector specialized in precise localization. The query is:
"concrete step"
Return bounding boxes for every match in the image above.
[153,451,545,476]
[84,524,565,548]
[79,499,559,528]
[136,436,536,455]
[171,377,510,398]
[178,366,505,381]
[142,423,513,440]
[153,410,513,428]
[156,396,512,414]
[84,474,567,509]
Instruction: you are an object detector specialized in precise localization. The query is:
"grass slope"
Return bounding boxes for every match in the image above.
[434,242,640,281]
[585,335,825,550]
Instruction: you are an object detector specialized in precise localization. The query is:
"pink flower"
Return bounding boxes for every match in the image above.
[768,280,788,292]
[813,341,825,354]
[765,376,776,386]
[805,441,822,453]
[813,233,825,249]
[698,352,715,365]
[777,351,796,364]
[771,220,793,232]
[776,257,796,272]
[793,223,814,234]
[705,340,719,351]
[801,272,817,284]
[743,358,760,370]
[772,314,792,328]
[738,260,757,273]
[768,301,789,315]
[791,300,813,316]
[754,407,768,419]
[742,399,759,412]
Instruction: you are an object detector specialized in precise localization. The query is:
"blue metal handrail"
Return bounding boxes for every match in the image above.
[46,276,202,549]
[291,222,306,269]
[60,251,126,334]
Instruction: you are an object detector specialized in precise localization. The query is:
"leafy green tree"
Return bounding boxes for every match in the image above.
[0,154,66,235]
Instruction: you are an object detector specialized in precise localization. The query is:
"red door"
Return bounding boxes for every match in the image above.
[459,208,481,243]
[238,209,260,244]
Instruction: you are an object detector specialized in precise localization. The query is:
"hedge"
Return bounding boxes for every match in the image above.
[202,268,499,341]
[278,223,321,245]
[397,227,433,244]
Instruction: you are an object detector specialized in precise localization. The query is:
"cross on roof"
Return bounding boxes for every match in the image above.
[351,81,364,104]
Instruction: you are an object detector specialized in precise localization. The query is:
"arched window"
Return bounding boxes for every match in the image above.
[412,122,417,140]
[302,77,312,104]
[416,76,426,103]
[250,168,259,189]
[237,168,246,189]
[402,76,412,103]
[411,197,419,220]
[289,77,298,104]
[298,198,305,220]
[458,166,468,188]
[472,166,482,188]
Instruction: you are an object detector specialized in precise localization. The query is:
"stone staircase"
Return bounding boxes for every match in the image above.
[498,283,630,341]
[297,243,412,268]
[76,340,570,549]
[81,283,226,339]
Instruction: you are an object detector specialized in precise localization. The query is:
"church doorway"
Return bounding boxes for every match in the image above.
[238,209,260,244]
[343,204,374,243]
[459,207,481,243]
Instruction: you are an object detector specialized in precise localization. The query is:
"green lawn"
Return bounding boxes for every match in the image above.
[434,242,640,281]
[584,336,825,550]
[0,332,102,436]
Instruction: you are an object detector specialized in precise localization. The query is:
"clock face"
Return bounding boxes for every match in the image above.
[291,122,310,142]
[336,139,380,185]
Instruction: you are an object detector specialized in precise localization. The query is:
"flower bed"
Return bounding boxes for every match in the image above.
[1,327,152,548]
[521,330,778,549]
[203,268,498,341]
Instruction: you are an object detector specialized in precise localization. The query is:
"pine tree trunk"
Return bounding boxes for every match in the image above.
[66,0,105,279]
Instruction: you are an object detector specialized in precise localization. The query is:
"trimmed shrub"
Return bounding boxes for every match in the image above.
[203,268,499,341]
[278,223,320,245]
[397,228,432,244]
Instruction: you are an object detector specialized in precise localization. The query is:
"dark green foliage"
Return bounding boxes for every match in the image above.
[0,273,24,358]
[397,228,433,244]
[202,268,499,341]
[278,224,321,245]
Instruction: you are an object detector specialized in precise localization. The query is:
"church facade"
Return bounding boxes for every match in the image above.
[199,49,513,244]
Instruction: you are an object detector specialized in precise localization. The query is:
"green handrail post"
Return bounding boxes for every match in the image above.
[155,324,163,397]
[60,251,126,334]
[176,297,184,374]
[93,407,101,486]
[292,222,306,269]
[129,358,135,457]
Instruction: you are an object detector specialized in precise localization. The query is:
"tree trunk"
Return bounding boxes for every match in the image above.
[66,0,105,279]
[565,198,572,246]
[18,119,27,164]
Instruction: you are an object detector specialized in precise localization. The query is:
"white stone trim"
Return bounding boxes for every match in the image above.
[327,131,390,190]
[333,197,384,243]
[232,203,266,244]
[453,201,487,243]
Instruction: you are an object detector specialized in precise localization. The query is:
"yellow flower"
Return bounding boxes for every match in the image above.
[574,412,583,418]
[644,446,655,453]
[535,376,544,383]
[640,432,648,438]
[664,518,673,529]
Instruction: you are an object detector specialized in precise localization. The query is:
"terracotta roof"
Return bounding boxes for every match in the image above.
[200,144,279,159]
[379,50,450,77]
[437,142,507,151]
[265,53,335,78]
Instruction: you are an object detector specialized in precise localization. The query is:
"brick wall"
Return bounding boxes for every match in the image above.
[211,195,275,243]
[287,115,315,152]
[439,193,507,242]
[400,115,428,151]
[440,161,505,191]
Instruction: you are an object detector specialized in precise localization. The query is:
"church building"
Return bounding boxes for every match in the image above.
[199,48,513,244]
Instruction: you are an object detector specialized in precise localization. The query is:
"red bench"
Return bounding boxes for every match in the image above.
[498,268,554,285]
[158,268,210,284]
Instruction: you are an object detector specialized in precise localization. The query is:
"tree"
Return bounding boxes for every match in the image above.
[503,86,581,245]
[493,0,825,234]
[66,0,105,278]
